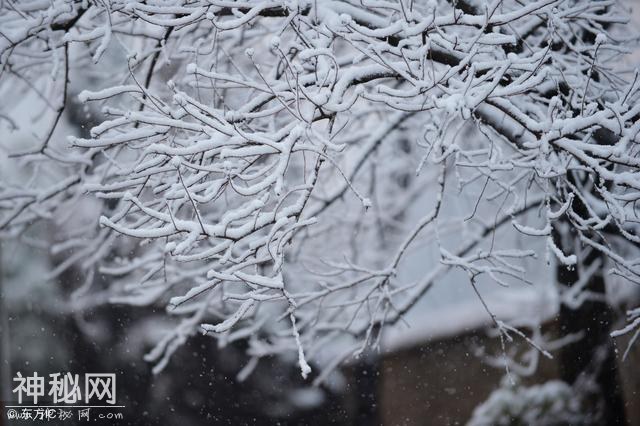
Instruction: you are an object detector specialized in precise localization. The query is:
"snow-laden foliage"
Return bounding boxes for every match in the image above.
[468,379,593,426]
[1,0,639,378]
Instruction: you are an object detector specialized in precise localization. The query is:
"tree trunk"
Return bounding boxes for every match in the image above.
[353,351,380,426]
[555,234,627,425]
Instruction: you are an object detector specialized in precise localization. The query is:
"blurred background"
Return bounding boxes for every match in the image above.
[2,1,640,425]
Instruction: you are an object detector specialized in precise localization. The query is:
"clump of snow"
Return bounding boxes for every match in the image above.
[339,13,352,25]
[468,380,590,426]
[288,387,325,409]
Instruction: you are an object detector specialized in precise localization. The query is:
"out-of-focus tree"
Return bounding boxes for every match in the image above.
[1,0,639,421]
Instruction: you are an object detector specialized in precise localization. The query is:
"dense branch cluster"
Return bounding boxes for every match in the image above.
[1,0,639,378]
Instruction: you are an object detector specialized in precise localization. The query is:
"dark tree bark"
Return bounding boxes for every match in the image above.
[353,352,380,426]
[555,229,627,425]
